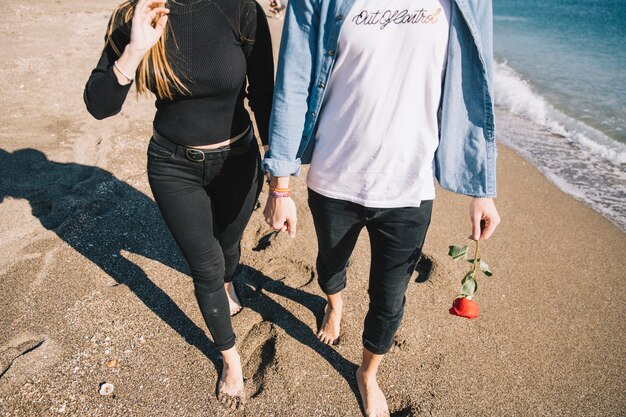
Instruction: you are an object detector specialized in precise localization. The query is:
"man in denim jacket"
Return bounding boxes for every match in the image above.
[263,1,500,415]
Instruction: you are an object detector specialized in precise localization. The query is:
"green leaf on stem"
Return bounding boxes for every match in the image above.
[461,271,474,284]
[459,276,478,297]
[448,245,468,261]
[479,260,493,276]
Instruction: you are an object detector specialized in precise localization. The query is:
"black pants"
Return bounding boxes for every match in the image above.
[147,129,262,351]
[308,189,432,355]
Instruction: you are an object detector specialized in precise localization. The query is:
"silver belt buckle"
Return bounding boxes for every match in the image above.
[186,148,206,162]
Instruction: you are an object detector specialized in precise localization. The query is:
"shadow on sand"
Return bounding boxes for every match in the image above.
[0,148,360,401]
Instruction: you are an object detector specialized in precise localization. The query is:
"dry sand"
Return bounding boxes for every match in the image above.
[1,1,625,416]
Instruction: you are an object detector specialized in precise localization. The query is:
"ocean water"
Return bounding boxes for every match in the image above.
[492,0,626,231]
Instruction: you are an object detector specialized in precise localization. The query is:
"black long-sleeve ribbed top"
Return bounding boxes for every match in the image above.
[84,0,274,146]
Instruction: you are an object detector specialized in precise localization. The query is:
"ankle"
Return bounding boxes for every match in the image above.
[328,303,343,312]
[356,366,378,383]
[326,295,344,310]
[221,349,241,367]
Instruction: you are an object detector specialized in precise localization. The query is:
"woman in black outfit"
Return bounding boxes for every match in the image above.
[84,0,274,410]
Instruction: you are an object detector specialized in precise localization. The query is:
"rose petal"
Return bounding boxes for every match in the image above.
[449,297,479,319]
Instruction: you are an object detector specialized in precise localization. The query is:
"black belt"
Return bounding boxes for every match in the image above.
[151,126,255,162]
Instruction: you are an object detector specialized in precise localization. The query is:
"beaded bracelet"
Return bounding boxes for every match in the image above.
[268,183,291,191]
[269,190,292,198]
[266,176,292,197]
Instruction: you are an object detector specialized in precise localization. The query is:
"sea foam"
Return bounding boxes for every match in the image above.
[493,62,626,232]
[494,61,626,165]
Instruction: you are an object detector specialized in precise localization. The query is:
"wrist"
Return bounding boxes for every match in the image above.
[268,175,290,189]
[268,183,291,197]
[269,192,292,199]
[124,43,149,63]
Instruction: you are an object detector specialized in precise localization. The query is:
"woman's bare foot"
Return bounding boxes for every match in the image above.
[317,293,343,345]
[218,348,246,411]
[356,367,390,417]
[224,281,242,316]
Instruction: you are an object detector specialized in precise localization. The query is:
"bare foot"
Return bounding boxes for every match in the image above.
[356,367,389,417]
[218,354,246,411]
[317,301,342,345]
[224,281,243,316]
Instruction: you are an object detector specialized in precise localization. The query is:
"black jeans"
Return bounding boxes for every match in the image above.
[308,189,432,355]
[147,129,262,351]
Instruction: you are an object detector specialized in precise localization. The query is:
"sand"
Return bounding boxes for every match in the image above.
[0,1,624,416]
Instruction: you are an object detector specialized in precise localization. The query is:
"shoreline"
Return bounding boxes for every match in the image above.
[492,58,626,233]
[495,107,626,233]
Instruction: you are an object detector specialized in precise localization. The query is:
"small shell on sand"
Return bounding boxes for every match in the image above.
[99,382,114,396]
[106,358,117,368]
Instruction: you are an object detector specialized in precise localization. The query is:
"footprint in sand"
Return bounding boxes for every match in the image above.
[238,321,279,398]
[263,257,315,289]
[0,337,46,379]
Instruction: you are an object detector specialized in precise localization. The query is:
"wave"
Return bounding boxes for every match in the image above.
[493,61,626,165]
[493,61,626,232]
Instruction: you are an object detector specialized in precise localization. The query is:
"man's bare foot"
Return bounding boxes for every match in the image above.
[218,351,246,411]
[224,281,242,316]
[356,367,390,417]
[317,298,342,345]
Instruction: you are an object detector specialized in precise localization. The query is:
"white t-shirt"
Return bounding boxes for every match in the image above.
[307,0,452,207]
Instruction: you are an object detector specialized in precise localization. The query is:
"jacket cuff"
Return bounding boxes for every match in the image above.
[261,157,302,177]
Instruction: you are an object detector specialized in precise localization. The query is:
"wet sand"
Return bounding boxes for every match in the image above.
[1,1,625,416]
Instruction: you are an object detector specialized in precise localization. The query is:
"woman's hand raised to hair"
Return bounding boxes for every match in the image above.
[113,0,169,84]
[128,0,170,54]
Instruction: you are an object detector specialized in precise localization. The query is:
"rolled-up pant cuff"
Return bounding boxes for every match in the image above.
[318,270,347,295]
[215,334,236,352]
[363,338,393,355]
[319,280,346,295]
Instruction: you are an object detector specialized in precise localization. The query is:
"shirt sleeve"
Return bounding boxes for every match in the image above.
[262,0,320,177]
[83,14,133,120]
[241,1,275,146]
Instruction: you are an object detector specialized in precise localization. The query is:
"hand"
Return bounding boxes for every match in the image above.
[269,0,284,18]
[264,195,297,238]
[469,198,500,240]
[128,0,170,54]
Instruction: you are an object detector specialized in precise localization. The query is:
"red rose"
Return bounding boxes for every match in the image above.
[449,297,479,319]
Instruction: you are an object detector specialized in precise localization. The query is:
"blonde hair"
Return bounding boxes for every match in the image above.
[106,1,189,99]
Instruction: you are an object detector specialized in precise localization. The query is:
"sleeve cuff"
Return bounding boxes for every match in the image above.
[261,157,302,177]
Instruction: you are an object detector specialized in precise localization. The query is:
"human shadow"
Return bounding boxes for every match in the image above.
[0,148,361,404]
[0,148,221,365]
[236,264,361,402]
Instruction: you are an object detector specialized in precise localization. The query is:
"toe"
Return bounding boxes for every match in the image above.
[235,396,245,411]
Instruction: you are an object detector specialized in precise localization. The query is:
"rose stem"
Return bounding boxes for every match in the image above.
[471,239,480,278]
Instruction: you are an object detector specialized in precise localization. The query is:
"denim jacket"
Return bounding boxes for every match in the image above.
[263,0,496,198]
